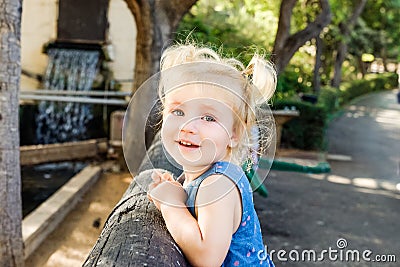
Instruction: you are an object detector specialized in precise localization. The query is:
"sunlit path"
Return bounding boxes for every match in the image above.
[328,89,400,186]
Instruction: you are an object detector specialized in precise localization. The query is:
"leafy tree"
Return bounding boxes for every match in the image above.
[177,0,332,99]
[272,0,331,74]
[318,0,374,86]
[0,0,24,266]
[331,0,367,88]
[176,0,279,64]
[347,19,376,77]
[361,0,400,65]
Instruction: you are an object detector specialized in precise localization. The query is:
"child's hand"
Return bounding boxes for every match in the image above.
[148,171,187,210]
[147,170,165,197]
[148,170,173,199]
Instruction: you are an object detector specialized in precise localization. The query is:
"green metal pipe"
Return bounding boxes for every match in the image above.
[244,158,331,198]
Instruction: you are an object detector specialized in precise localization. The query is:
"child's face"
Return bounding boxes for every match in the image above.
[161,84,241,173]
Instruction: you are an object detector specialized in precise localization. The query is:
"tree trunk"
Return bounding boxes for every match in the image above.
[0,0,24,266]
[381,47,388,72]
[357,56,366,78]
[272,0,331,74]
[331,0,367,88]
[84,133,188,266]
[313,35,323,94]
[331,33,347,88]
[123,0,197,173]
[125,0,198,92]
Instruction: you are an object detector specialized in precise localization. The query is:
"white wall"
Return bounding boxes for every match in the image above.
[20,0,137,92]
[21,0,58,90]
[108,0,137,92]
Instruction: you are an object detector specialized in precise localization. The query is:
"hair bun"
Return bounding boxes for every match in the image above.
[244,55,277,105]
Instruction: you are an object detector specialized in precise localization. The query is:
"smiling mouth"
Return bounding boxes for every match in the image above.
[177,140,200,148]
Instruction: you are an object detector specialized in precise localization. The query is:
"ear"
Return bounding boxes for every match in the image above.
[229,131,239,148]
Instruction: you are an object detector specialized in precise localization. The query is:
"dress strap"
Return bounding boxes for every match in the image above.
[184,161,246,218]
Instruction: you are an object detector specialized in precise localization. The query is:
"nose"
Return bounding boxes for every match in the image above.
[180,118,198,134]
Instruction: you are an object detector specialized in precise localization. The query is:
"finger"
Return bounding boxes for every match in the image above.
[162,172,174,182]
[151,170,162,183]
[148,182,158,196]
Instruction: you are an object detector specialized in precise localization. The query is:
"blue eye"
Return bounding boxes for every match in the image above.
[172,109,184,116]
[202,115,216,122]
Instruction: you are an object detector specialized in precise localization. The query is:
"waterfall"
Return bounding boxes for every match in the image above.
[36,48,100,144]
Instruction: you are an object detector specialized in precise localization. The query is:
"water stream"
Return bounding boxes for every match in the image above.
[36,48,100,144]
[23,48,101,217]
[22,161,87,217]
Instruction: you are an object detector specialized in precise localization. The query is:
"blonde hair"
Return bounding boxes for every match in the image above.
[159,43,277,164]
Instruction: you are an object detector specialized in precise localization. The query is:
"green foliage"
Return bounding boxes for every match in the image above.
[318,0,400,83]
[175,0,279,64]
[292,0,320,32]
[271,101,328,150]
[319,73,398,113]
[348,19,376,58]
[273,65,314,101]
[339,72,399,104]
[361,0,400,60]
[317,86,340,113]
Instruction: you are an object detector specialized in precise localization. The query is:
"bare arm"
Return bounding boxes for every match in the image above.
[151,174,241,267]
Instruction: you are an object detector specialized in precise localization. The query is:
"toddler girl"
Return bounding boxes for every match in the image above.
[148,43,276,266]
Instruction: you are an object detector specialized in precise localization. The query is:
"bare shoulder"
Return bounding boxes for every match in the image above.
[196,174,240,206]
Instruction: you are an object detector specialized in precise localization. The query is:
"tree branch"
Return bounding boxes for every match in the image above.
[273,0,297,59]
[160,0,198,30]
[273,0,331,74]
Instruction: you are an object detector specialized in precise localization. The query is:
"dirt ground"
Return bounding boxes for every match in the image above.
[25,169,133,267]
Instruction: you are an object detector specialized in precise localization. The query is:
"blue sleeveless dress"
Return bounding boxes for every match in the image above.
[183,161,274,266]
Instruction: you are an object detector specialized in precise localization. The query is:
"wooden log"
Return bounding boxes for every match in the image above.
[84,132,189,266]
[83,170,189,266]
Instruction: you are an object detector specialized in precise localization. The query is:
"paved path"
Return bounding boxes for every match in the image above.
[328,89,400,186]
[255,89,400,266]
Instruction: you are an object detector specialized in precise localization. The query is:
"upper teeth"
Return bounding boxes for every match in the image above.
[181,141,192,146]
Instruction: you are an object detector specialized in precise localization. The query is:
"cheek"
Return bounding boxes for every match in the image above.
[161,115,177,139]
[207,123,233,145]
[162,113,182,128]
